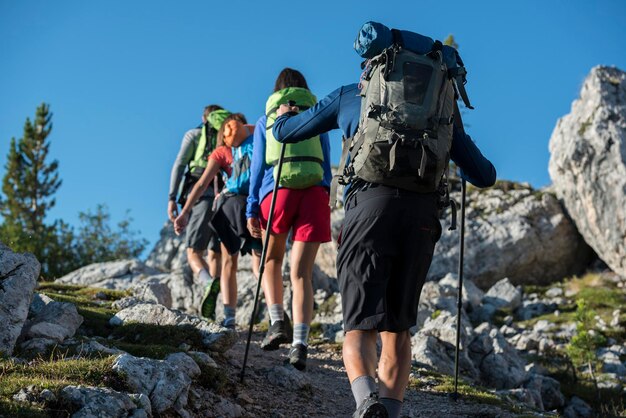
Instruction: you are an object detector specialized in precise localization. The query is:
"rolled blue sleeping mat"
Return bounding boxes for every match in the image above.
[354,21,462,71]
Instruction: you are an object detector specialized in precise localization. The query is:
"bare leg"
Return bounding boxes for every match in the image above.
[261,232,289,306]
[289,241,320,325]
[343,330,379,383]
[220,243,238,307]
[207,249,221,278]
[186,248,210,275]
[378,331,412,400]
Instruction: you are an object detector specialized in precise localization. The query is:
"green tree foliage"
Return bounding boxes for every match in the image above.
[1,104,147,279]
[566,299,606,399]
[0,103,72,277]
[443,34,459,50]
[74,204,147,265]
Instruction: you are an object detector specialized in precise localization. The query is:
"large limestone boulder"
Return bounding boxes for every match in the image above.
[428,184,591,288]
[19,293,83,345]
[0,243,40,356]
[55,259,161,289]
[145,221,188,272]
[112,352,200,416]
[549,66,626,277]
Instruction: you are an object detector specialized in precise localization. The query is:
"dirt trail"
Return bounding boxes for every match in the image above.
[221,330,520,418]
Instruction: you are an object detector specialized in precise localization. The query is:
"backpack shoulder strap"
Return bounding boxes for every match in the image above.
[330,136,353,208]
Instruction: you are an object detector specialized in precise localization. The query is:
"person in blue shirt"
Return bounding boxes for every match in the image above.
[246,68,333,371]
[273,83,496,418]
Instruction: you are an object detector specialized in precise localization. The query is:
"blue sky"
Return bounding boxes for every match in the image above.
[1,0,625,255]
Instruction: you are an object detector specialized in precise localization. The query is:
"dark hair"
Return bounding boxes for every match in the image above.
[203,104,223,118]
[216,113,247,146]
[273,68,309,92]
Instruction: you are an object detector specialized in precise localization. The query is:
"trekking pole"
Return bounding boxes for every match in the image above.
[240,141,287,383]
[452,178,467,400]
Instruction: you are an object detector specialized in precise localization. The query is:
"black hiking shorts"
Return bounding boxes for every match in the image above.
[337,185,442,332]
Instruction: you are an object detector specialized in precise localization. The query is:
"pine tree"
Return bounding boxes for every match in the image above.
[0,103,74,278]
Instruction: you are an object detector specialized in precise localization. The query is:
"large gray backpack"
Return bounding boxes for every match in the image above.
[333,40,464,210]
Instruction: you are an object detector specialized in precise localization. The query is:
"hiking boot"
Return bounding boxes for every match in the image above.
[220,317,236,330]
[352,393,388,418]
[288,343,307,371]
[260,312,292,351]
[200,277,220,320]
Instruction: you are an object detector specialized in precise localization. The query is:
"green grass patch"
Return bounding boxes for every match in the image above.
[109,323,204,352]
[37,283,130,338]
[195,362,229,395]
[317,294,338,316]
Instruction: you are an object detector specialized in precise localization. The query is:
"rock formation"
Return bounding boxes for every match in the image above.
[549,65,626,277]
[0,242,40,356]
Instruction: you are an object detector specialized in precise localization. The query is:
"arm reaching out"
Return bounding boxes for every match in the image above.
[174,158,221,235]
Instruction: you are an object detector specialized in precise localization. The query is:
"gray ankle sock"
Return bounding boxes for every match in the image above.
[351,375,376,408]
[269,304,284,325]
[380,397,402,418]
[224,306,236,321]
[292,323,310,347]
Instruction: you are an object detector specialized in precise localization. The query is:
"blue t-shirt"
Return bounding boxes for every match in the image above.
[246,115,332,219]
[272,83,497,189]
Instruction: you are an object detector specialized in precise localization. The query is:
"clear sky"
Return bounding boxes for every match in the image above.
[1,0,625,254]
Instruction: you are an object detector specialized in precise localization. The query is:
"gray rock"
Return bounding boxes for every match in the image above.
[131,277,172,308]
[0,242,40,356]
[549,66,626,278]
[428,186,591,288]
[188,351,218,369]
[112,353,198,415]
[12,385,38,403]
[60,385,144,418]
[523,374,566,410]
[266,365,311,390]
[78,339,125,356]
[55,259,161,289]
[563,396,594,418]
[39,389,56,403]
[20,296,83,343]
[468,323,527,389]
[411,312,479,380]
[438,273,484,309]
[545,287,563,298]
[483,278,522,310]
[145,221,188,273]
[18,337,58,353]
[498,388,543,410]
[188,388,243,418]
[110,302,236,353]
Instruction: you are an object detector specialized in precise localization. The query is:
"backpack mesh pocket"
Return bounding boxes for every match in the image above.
[403,61,433,105]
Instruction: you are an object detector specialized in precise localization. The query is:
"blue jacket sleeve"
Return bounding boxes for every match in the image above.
[450,128,497,188]
[246,116,267,219]
[272,87,343,142]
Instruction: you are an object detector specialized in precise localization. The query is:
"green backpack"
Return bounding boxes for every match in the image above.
[188,109,232,174]
[265,87,324,189]
[334,41,458,205]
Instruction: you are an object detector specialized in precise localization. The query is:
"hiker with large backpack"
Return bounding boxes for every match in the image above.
[174,113,262,329]
[271,22,496,418]
[245,68,332,371]
[168,105,231,320]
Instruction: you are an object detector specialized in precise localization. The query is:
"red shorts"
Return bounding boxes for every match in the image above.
[260,186,331,243]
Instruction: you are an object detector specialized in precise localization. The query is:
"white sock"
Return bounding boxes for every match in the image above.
[292,323,310,347]
[198,268,211,284]
[269,304,284,325]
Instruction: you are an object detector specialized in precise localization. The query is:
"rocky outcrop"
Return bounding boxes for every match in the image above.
[60,385,151,418]
[145,222,188,273]
[549,65,626,277]
[112,352,200,416]
[19,293,83,352]
[429,185,592,288]
[110,302,237,352]
[0,243,40,356]
[55,259,161,289]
